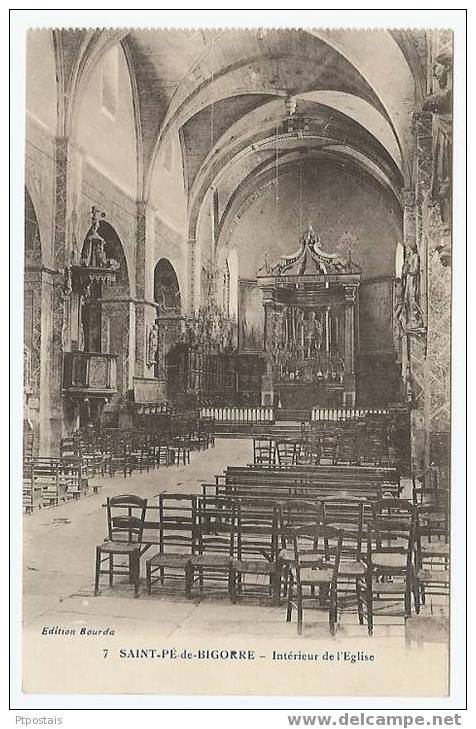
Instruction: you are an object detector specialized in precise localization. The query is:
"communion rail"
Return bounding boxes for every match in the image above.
[199,407,275,424]
[311,407,388,421]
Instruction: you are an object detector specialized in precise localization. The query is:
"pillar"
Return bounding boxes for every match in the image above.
[343,286,357,407]
[134,200,148,377]
[188,237,197,313]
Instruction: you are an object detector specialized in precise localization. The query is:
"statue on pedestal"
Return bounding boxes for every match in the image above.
[146,322,159,368]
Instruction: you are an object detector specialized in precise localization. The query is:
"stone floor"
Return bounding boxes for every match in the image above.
[22,438,449,696]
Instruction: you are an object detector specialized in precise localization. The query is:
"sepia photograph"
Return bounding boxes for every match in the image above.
[11,11,465,707]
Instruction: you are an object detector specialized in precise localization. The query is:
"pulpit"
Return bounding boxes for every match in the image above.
[257,225,361,409]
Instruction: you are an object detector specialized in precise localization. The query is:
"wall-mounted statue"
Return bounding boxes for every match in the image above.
[80,206,120,271]
[400,241,425,333]
[423,52,452,115]
[146,322,159,368]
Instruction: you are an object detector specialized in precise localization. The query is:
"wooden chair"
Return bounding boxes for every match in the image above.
[229,500,281,604]
[23,461,34,514]
[277,499,321,600]
[146,494,197,597]
[362,499,419,626]
[414,492,449,607]
[275,440,298,468]
[186,497,237,598]
[286,524,343,635]
[319,435,338,464]
[169,434,191,465]
[94,495,148,598]
[335,433,357,465]
[155,437,171,467]
[31,459,61,507]
[108,440,134,478]
[253,437,275,467]
[321,497,371,633]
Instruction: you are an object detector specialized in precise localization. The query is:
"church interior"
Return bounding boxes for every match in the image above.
[22,28,452,684]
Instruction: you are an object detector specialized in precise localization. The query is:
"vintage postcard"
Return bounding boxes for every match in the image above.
[11,12,466,708]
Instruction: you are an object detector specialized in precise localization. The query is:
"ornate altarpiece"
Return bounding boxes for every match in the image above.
[257,225,361,409]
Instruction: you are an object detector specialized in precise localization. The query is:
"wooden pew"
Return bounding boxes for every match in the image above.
[216,464,401,498]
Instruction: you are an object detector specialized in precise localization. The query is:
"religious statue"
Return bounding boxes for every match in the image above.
[78,320,85,352]
[256,253,272,276]
[300,223,320,251]
[80,206,120,271]
[146,322,159,368]
[423,52,452,115]
[303,310,323,358]
[401,241,424,333]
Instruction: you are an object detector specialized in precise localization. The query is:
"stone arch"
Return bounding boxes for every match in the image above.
[97,220,131,299]
[24,188,42,268]
[153,258,183,381]
[153,258,182,313]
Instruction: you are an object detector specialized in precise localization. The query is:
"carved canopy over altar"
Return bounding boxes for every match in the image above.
[257,224,361,408]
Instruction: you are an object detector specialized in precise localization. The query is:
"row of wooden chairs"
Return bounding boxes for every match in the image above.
[253,436,391,468]
[93,492,449,635]
[23,457,91,513]
[62,420,215,479]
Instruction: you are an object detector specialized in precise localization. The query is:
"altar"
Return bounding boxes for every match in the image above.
[257,224,361,409]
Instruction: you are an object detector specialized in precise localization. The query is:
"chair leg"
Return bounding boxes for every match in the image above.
[227,567,233,601]
[404,581,412,617]
[286,590,293,623]
[146,562,151,595]
[329,585,337,635]
[133,551,140,598]
[94,546,101,596]
[366,576,373,636]
[109,554,114,586]
[272,572,280,607]
[297,602,303,636]
[185,564,192,599]
[412,574,420,614]
[356,578,364,625]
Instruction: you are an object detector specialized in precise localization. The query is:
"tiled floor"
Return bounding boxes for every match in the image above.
[22,438,449,695]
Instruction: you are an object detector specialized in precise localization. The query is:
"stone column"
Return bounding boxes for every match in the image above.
[343,286,356,407]
[188,237,197,313]
[101,299,131,396]
[24,270,43,450]
[39,270,65,455]
[134,201,148,377]
[37,136,73,454]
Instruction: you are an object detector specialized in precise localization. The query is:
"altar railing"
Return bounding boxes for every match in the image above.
[199,407,274,424]
[311,407,388,422]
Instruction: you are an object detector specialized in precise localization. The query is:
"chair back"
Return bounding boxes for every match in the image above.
[253,437,275,467]
[275,440,298,468]
[235,499,281,563]
[369,499,416,569]
[196,496,237,558]
[372,498,415,551]
[106,494,147,543]
[321,497,366,560]
[158,493,197,554]
[292,524,343,587]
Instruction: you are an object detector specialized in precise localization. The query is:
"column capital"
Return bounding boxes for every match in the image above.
[343,284,357,303]
[403,189,416,209]
[136,199,148,217]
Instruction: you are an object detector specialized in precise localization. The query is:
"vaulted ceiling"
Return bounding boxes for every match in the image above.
[53,27,426,248]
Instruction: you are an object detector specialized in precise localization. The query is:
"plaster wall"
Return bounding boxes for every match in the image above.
[229,164,402,281]
[74,44,137,196]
